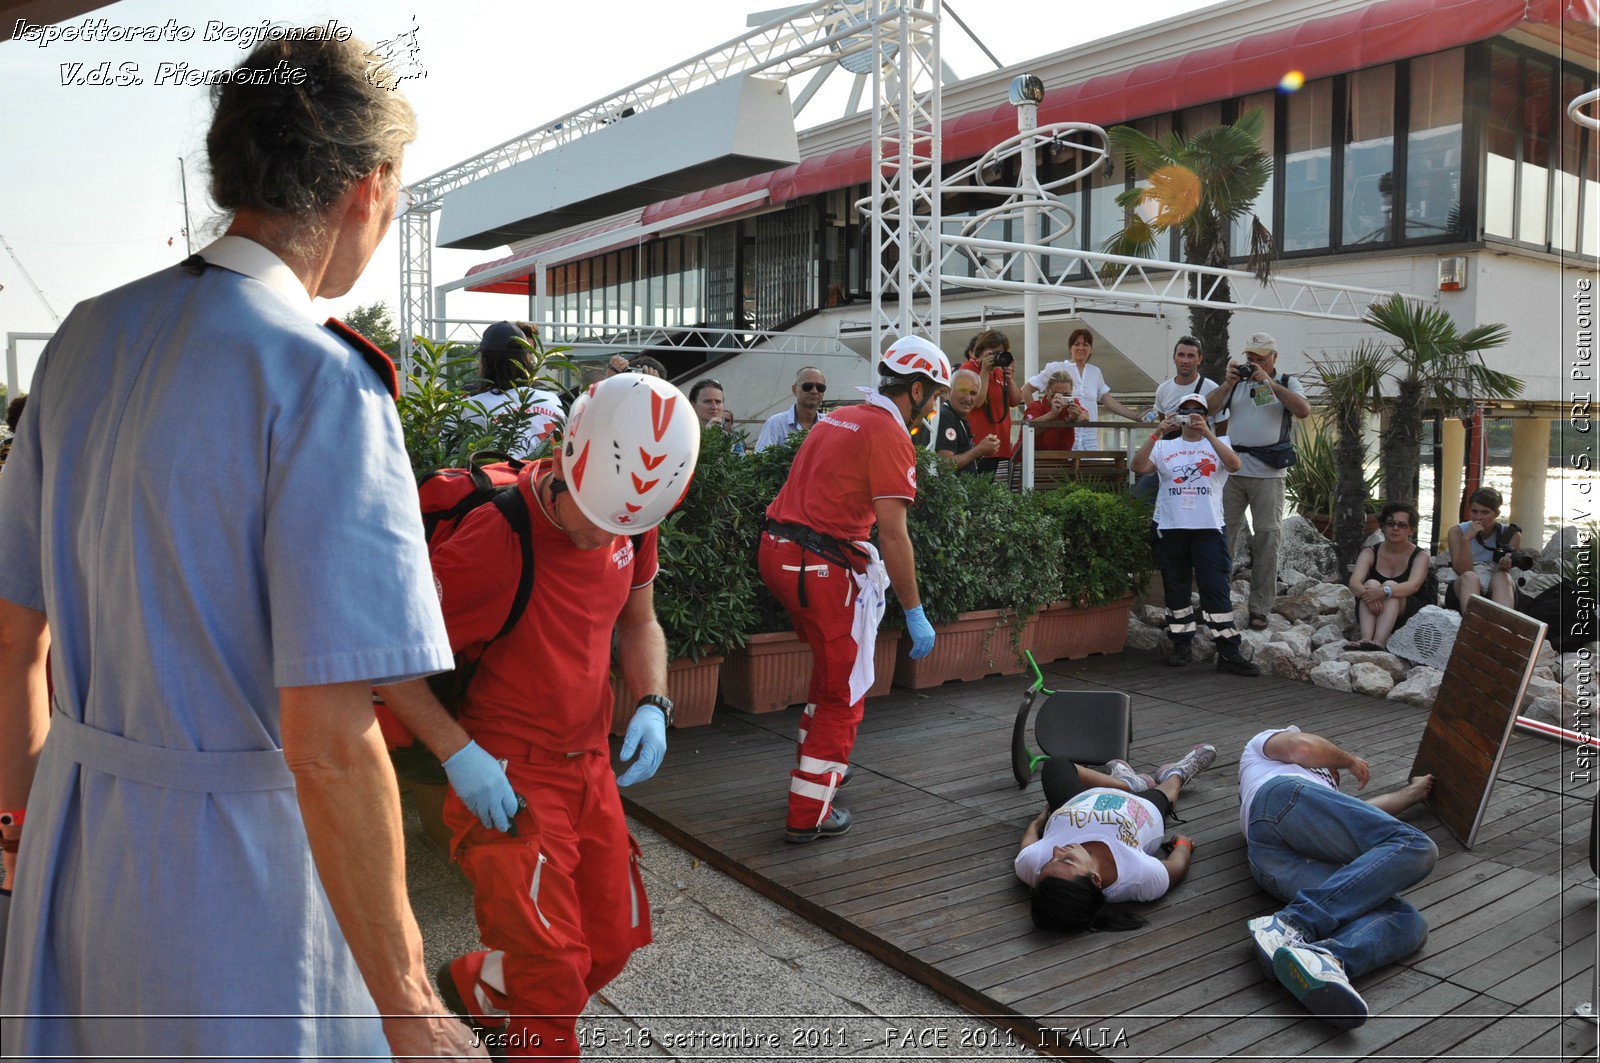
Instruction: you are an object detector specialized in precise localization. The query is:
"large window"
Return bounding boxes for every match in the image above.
[1284,79,1334,251]
[1088,143,1127,257]
[1129,114,1177,261]
[1342,66,1396,247]
[1556,70,1586,254]
[1519,58,1555,247]
[1484,47,1520,240]
[1405,50,1465,239]
[1228,94,1275,258]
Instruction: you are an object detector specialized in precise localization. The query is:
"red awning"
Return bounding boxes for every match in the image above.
[469,0,1597,294]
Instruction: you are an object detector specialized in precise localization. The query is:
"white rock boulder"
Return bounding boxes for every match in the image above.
[1340,650,1408,681]
[1350,662,1396,698]
[1387,667,1443,708]
[1309,661,1353,692]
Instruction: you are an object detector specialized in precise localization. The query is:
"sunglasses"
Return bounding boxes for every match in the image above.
[798,382,827,394]
[1383,520,1412,529]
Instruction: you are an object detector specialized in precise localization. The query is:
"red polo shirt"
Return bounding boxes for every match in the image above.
[766,400,917,543]
[430,460,659,752]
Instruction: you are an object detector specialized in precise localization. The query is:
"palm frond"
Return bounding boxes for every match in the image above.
[1106,124,1170,181]
[1246,216,1276,282]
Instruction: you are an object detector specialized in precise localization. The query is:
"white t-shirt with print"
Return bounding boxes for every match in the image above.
[1237,726,1339,835]
[1027,361,1111,450]
[1014,787,1170,903]
[1151,435,1230,531]
[473,388,565,456]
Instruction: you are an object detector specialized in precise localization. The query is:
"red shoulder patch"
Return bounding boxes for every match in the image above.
[324,318,399,400]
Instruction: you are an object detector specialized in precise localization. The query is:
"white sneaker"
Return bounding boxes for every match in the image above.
[1274,943,1369,1029]
[1155,743,1217,784]
[1246,914,1304,978]
[1104,759,1155,793]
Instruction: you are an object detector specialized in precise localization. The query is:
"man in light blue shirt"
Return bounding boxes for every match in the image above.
[755,365,828,451]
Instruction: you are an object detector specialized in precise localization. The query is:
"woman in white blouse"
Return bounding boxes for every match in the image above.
[1022,327,1141,450]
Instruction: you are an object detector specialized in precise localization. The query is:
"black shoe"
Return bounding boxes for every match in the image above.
[785,806,853,843]
[1216,652,1261,677]
[1165,642,1192,667]
[435,960,507,1061]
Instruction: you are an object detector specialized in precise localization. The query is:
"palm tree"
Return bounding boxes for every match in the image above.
[1102,108,1276,384]
[1363,294,1519,505]
[1309,344,1394,572]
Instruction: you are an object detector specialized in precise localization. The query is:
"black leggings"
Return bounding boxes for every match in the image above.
[1042,758,1174,821]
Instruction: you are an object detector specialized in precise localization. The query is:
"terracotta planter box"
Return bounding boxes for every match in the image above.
[894,609,1034,689]
[721,630,814,714]
[869,629,902,698]
[611,654,723,735]
[1026,596,1135,664]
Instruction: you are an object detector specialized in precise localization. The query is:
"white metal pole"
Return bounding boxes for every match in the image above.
[1012,75,1043,491]
[533,259,549,330]
[5,335,17,403]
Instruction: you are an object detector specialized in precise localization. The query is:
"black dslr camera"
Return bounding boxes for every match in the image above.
[991,349,1014,369]
[1491,523,1535,571]
[1231,362,1254,380]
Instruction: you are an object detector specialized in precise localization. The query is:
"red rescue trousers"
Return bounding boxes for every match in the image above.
[758,534,864,829]
[443,742,651,1058]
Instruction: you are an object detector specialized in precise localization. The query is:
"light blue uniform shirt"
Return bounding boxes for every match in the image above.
[0,239,451,1060]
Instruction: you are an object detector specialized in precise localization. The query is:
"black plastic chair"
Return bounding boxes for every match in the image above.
[1011,651,1132,791]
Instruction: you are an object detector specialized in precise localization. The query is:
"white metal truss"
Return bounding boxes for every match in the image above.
[397,211,434,364]
[939,233,1420,322]
[868,0,942,353]
[431,318,848,360]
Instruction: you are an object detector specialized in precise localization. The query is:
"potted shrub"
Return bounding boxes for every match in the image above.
[717,432,821,713]
[1028,485,1154,662]
[614,426,760,731]
[891,452,1063,687]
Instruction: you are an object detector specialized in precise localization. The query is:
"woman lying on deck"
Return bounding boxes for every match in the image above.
[1014,745,1217,933]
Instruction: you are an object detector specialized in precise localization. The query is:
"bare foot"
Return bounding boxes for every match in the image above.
[1406,774,1435,802]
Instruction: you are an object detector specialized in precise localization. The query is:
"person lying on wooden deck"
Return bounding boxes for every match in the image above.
[1014,745,1217,933]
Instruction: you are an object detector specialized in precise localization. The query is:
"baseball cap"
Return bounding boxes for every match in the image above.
[478,320,525,354]
[1175,394,1209,412]
[1242,332,1278,356]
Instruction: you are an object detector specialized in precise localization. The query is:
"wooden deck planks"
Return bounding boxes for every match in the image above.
[620,648,1600,1060]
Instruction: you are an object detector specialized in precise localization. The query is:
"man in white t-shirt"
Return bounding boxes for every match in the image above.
[1133,336,1219,502]
[1132,394,1258,675]
[1239,726,1437,1030]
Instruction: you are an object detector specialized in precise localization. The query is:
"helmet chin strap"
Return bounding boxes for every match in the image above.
[904,381,936,429]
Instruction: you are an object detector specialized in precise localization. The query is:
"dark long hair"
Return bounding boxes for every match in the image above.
[1030,875,1146,934]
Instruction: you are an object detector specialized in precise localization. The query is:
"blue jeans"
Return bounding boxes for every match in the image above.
[1245,776,1437,977]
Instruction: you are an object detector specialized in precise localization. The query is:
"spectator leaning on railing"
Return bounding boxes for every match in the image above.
[1205,332,1311,630]
[1023,327,1142,451]
[932,368,999,473]
[1022,370,1087,452]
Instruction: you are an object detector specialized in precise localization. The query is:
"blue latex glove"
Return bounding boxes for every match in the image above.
[905,605,936,659]
[617,705,667,787]
[442,740,520,832]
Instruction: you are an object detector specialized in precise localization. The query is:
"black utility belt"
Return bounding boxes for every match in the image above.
[762,519,864,570]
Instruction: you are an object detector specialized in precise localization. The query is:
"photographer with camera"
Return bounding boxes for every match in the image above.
[1022,328,1142,450]
[957,329,1020,475]
[1447,486,1524,614]
[1133,395,1260,675]
[1204,333,1311,630]
[1023,370,1087,451]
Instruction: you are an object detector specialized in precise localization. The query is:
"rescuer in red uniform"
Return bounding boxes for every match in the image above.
[759,336,952,843]
[378,373,700,1058]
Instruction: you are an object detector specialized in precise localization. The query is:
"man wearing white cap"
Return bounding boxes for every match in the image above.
[1205,333,1311,630]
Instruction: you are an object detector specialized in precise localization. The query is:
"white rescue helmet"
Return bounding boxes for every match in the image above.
[561,373,700,535]
[878,335,953,389]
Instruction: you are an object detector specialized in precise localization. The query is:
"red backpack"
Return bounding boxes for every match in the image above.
[378,451,534,782]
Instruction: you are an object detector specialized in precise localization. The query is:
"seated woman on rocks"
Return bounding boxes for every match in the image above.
[1015,745,1216,933]
[1346,501,1430,650]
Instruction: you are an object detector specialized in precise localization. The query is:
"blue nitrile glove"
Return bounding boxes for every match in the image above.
[617,705,667,787]
[442,741,520,832]
[905,605,936,659]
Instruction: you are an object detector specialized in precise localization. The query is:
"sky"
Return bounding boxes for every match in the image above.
[0,0,1222,391]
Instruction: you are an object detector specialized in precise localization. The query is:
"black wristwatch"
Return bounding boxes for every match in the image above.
[639,694,674,727]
